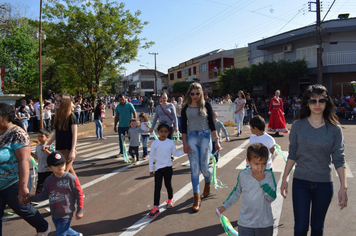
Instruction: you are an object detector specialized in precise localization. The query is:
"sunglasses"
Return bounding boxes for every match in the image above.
[308,98,327,104]
[190,93,200,96]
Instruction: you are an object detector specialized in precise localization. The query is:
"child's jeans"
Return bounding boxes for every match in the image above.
[154,166,173,206]
[52,217,81,236]
[211,141,221,162]
[141,134,149,157]
[129,146,139,161]
[187,129,212,193]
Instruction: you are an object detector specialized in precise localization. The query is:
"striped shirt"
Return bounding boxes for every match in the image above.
[181,102,216,134]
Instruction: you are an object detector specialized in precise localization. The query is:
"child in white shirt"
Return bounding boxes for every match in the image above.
[148,122,184,218]
[248,115,276,170]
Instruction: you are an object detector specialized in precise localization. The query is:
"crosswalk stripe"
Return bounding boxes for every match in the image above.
[80,146,119,158]
[76,143,117,153]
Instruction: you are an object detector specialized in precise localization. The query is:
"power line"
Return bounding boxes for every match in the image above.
[322,0,337,22]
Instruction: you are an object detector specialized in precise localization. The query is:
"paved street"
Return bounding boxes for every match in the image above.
[3,110,356,236]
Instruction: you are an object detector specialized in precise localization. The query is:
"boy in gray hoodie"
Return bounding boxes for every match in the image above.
[217,143,276,236]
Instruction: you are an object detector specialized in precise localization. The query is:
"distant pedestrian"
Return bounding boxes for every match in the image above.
[246,93,257,122]
[94,100,106,140]
[204,94,212,104]
[148,122,184,218]
[267,90,288,136]
[16,105,30,132]
[222,94,232,104]
[114,94,137,156]
[234,90,246,137]
[217,143,276,236]
[31,152,84,236]
[147,97,155,117]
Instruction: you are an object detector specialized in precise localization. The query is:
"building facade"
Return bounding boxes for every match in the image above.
[248,17,356,96]
[121,69,165,97]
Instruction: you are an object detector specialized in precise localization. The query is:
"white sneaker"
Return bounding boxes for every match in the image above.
[36,224,51,236]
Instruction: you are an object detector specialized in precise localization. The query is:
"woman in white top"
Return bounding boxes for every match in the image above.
[234,90,246,137]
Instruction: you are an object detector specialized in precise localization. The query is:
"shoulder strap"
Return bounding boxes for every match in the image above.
[160,104,174,126]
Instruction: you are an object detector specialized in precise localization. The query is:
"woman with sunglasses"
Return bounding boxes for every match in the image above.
[267,90,288,136]
[43,94,79,177]
[181,82,220,212]
[280,84,347,236]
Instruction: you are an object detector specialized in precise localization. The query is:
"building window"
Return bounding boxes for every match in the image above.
[226,60,232,68]
[188,68,192,76]
[201,63,207,71]
[170,73,174,80]
[177,71,182,78]
[296,46,317,68]
[193,66,197,75]
[251,56,264,65]
[273,52,284,61]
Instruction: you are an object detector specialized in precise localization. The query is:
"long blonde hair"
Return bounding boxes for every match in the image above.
[54,94,73,131]
[183,82,206,115]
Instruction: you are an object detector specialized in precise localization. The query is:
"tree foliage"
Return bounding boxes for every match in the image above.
[172,81,193,94]
[217,67,251,96]
[42,0,153,98]
[249,59,308,91]
[217,59,308,96]
[0,19,39,96]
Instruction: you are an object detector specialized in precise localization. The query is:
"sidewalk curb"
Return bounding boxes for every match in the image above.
[30,124,109,146]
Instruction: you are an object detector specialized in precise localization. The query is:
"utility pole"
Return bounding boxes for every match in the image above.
[309,1,323,84]
[39,0,43,129]
[149,52,158,95]
[316,0,323,84]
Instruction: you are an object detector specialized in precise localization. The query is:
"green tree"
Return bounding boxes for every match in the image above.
[217,67,251,96]
[0,20,39,96]
[172,81,193,94]
[249,59,308,91]
[42,0,153,98]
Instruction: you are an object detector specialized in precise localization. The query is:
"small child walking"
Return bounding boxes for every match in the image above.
[124,119,147,165]
[148,123,184,218]
[31,129,55,194]
[31,152,84,236]
[139,113,150,159]
[217,143,277,236]
[211,111,230,162]
[249,115,276,171]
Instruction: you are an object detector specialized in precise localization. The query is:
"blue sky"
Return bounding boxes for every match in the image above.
[6,0,356,75]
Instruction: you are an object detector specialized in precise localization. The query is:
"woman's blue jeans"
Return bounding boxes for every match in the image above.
[0,182,48,234]
[177,117,182,134]
[234,113,244,133]
[292,178,333,236]
[94,119,103,138]
[52,217,80,236]
[74,112,80,125]
[187,129,212,193]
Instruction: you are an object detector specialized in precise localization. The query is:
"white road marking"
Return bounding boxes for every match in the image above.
[220,140,249,168]
[335,162,354,178]
[120,175,204,236]
[272,169,290,236]
[119,140,249,236]
[77,143,116,153]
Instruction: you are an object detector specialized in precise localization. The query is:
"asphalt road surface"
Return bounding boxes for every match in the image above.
[3,120,356,236]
